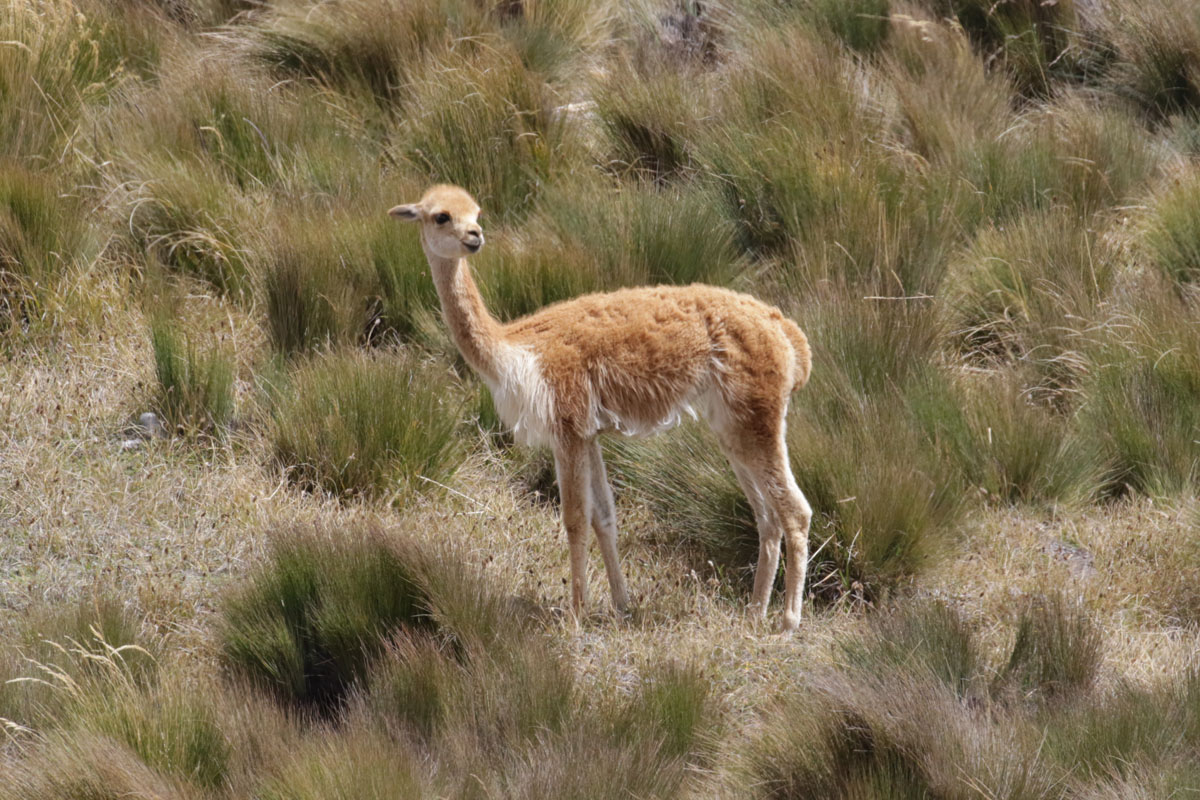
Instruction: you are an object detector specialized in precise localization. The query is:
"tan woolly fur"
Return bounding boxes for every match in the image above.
[390,184,814,630]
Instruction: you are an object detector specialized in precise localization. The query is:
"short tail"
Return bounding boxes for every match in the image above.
[780,318,811,392]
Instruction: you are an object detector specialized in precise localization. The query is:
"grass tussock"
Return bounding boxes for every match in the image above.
[0,162,93,334]
[1103,0,1200,121]
[259,199,429,354]
[100,52,370,197]
[364,640,710,799]
[0,1,165,160]
[392,43,578,221]
[121,161,255,301]
[997,593,1103,704]
[886,10,1012,165]
[270,348,466,500]
[215,521,711,798]
[148,315,235,436]
[256,727,426,800]
[950,373,1102,505]
[1145,167,1200,290]
[918,0,1108,96]
[948,208,1111,396]
[0,596,158,733]
[237,0,608,107]
[236,0,468,106]
[219,524,438,714]
[743,596,1193,800]
[1078,289,1200,497]
[592,56,710,181]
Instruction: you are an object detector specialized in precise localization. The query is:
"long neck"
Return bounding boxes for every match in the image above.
[426,251,503,383]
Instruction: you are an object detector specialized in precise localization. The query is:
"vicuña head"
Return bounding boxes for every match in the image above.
[390,184,814,632]
[389,184,484,260]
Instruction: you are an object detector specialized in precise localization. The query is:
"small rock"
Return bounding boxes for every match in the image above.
[138,412,167,439]
[1043,538,1096,578]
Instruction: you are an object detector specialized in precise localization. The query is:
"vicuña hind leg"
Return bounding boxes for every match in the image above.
[554,437,592,620]
[724,458,779,622]
[716,422,811,630]
[769,439,812,630]
[587,440,630,613]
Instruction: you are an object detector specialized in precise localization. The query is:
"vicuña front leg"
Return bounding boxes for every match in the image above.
[554,438,592,620]
[587,440,630,613]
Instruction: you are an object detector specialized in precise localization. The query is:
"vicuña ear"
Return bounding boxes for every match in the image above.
[388,204,421,221]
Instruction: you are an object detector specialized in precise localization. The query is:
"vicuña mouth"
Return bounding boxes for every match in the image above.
[465,242,481,253]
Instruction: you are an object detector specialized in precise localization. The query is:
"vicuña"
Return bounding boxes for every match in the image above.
[390,185,814,630]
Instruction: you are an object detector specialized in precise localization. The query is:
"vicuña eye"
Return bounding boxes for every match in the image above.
[434,212,451,224]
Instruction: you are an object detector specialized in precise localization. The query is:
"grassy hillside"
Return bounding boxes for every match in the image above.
[0,0,1198,796]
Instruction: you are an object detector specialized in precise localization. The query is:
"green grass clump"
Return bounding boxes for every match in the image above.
[996,593,1104,704]
[704,121,955,295]
[0,596,158,733]
[788,298,965,598]
[838,599,980,697]
[260,200,430,354]
[1028,96,1161,218]
[0,1,164,159]
[149,315,235,436]
[239,0,606,112]
[1041,670,1200,786]
[261,220,373,355]
[939,374,1102,505]
[699,32,882,258]
[609,662,712,762]
[1145,169,1200,289]
[949,96,1157,226]
[124,161,254,301]
[219,524,438,713]
[1104,0,1200,121]
[800,0,891,53]
[0,163,91,334]
[1083,355,1200,497]
[609,424,755,577]
[270,349,466,499]
[743,596,1114,799]
[886,12,1011,165]
[393,44,577,221]
[358,550,709,799]
[790,392,966,600]
[103,54,367,195]
[0,734,186,800]
[238,0,465,106]
[1079,295,1200,497]
[916,0,1105,96]
[948,209,1112,393]
[745,659,1029,799]
[592,58,710,181]
[83,679,232,791]
[257,728,426,800]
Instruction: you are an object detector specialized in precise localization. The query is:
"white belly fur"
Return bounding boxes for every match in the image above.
[486,347,720,447]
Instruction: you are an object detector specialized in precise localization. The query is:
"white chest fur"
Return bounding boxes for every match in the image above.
[485,345,557,448]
